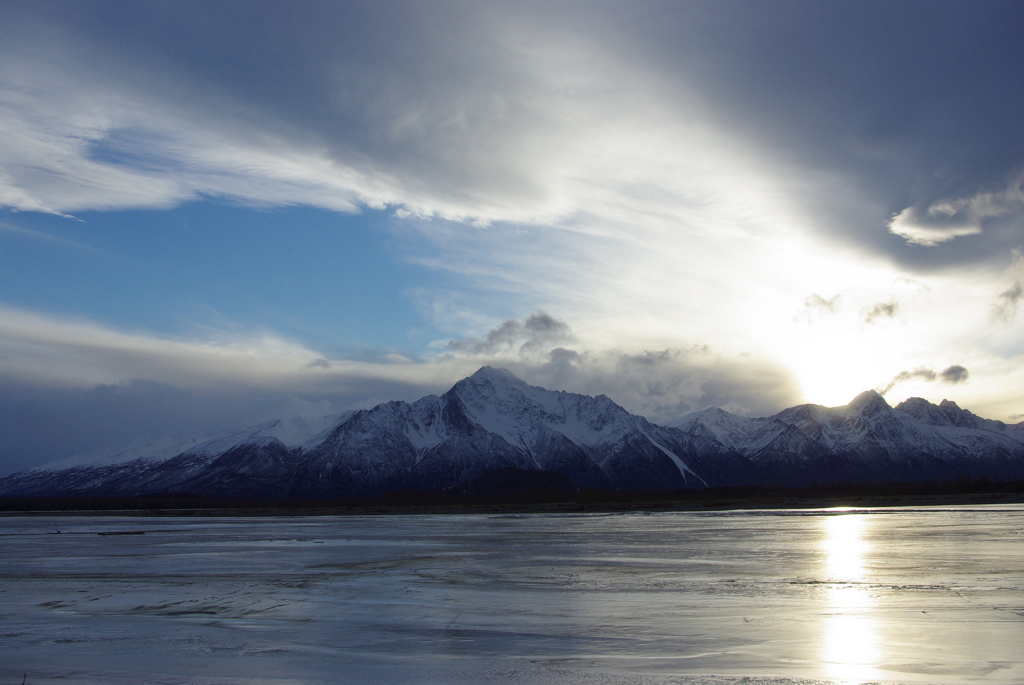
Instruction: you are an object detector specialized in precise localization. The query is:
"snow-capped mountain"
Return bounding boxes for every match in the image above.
[677,389,1024,484]
[0,413,343,499]
[290,366,712,498]
[2,367,1023,499]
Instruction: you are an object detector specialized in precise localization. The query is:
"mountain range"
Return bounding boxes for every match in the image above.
[2,366,1023,499]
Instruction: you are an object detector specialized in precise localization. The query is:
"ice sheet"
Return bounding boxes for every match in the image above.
[1,505,1022,684]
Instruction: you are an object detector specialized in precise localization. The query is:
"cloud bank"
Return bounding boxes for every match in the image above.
[441,313,800,422]
[2,2,1022,266]
[446,312,574,357]
[0,307,800,475]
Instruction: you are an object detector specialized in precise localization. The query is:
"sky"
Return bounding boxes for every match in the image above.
[2,0,1024,474]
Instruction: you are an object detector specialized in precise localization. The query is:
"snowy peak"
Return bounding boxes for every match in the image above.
[675,407,764,449]
[450,366,537,412]
[447,367,636,449]
[896,397,952,426]
[937,399,991,429]
[450,367,539,411]
[264,414,346,450]
[846,389,891,417]
[464,365,529,387]
[896,396,1009,434]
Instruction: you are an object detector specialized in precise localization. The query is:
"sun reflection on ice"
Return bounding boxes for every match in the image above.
[820,512,881,683]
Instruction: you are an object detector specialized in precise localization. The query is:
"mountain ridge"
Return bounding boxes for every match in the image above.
[3,366,1023,499]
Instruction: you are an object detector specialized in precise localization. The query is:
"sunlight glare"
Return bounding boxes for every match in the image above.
[821,513,869,581]
[819,513,881,683]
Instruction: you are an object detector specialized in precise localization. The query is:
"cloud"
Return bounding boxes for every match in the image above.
[861,299,899,325]
[4,3,735,225]
[796,293,840,322]
[0,375,433,478]
[878,367,937,395]
[939,365,969,384]
[0,1,1019,280]
[0,305,463,475]
[805,294,839,313]
[887,207,985,247]
[446,311,574,357]
[0,2,872,349]
[439,314,798,423]
[3,3,1021,357]
[992,280,1023,323]
[548,347,582,366]
[888,176,1024,247]
[504,346,801,424]
[878,364,969,396]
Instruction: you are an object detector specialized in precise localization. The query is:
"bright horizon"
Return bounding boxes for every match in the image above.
[2,1,1024,474]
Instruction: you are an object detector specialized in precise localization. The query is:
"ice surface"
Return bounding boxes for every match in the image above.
[2,506,1023,685]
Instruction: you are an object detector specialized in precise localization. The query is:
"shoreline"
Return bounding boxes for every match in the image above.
[3,486,1023,517]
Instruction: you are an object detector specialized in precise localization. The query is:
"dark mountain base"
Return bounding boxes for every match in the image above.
[3,474,1023,514]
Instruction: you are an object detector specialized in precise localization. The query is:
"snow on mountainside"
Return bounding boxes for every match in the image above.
[896,396,1016,434]
[684,389,1024,485]
[2,367,1024,499]
[451,367,633,449]
[676,407,767,449]
[452,367,706,486]
[292,366,705,497]
[28,435,218,473]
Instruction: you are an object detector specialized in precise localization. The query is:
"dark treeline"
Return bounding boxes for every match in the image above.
[1,473,1023,514]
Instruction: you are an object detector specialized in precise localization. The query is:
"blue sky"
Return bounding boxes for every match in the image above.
[1,203,442,356]
[2,0,1024,473]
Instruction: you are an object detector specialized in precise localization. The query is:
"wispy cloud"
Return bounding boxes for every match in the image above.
[992,281,1023,323]
[0,220,107,255]
[878,364,970,396]
[889,175,1024,246]
[796,293,840,322]
[446,312,574,357]
[861,299,899,325]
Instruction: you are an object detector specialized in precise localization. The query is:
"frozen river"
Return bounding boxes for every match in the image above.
[2,506,1023,685]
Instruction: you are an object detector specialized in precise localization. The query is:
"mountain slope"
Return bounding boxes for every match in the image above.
[291,366,708,497]
[680,390,1024,485]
